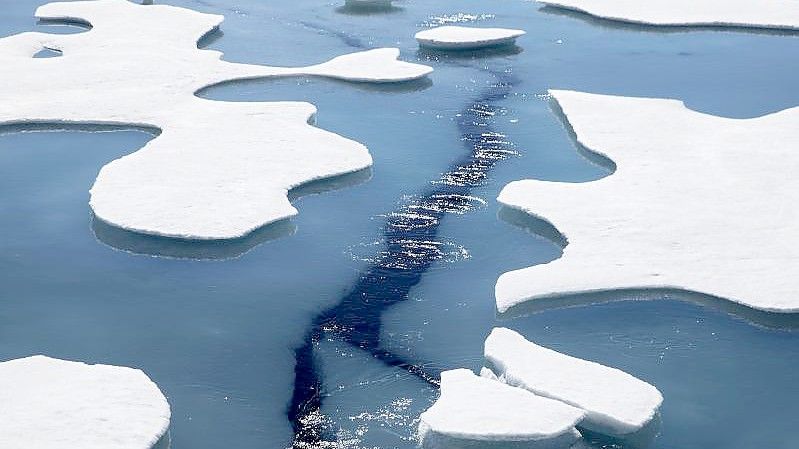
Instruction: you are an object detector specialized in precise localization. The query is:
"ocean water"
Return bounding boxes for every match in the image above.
[1,1,798,448]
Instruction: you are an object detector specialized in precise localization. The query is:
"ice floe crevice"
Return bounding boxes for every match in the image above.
[0,355,170,449]
[484,328,663,437]
[537,0,799,30]
[1,0,432,240]
[418,369,585,448]
[496,89,799,314]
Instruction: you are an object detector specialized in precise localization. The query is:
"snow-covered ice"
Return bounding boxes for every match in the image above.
[0,0,432,240]
[415,26,525,50]
[537,0,799,30]
[484,328,663,436]
[418,369,584,448]
[496,89,799,314]
[0,355,170,449]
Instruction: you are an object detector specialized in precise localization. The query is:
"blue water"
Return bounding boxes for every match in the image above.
[2,1,799,448]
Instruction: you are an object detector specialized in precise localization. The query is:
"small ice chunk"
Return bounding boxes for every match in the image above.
[415,26,525,50]
[418,369,584,448]
[479,366,499,380]
[0,355,171,449]
[485,328,663,436]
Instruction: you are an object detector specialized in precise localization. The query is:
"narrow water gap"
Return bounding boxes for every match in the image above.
[289,70,520,447]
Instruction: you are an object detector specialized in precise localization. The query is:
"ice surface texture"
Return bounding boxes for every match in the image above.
[485,328,663,436]
[418,369,584,448]
[537,0,799,30]
[0,0,432,240]
[497,90,799,314]
[415,26,525,50]
[0,355,170,449]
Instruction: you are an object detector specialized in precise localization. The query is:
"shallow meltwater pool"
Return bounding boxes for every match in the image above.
[2,0,798,448]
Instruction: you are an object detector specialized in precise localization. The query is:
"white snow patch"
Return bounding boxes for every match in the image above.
[537,0,799,30]
[0,0,432,240]
[415,26,525,50]
[0,355,170,449]
[496,89,799,314]
[418,369,584,448]
[485,328,663,436]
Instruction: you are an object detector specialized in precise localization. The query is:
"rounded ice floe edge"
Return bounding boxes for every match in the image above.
[495,173,799,315]
[495,265,799,317]
[415,26,526,50]
[536,0,799,31]
[0,355,171,449]
[484,328,663,436]
[418,369,584,446]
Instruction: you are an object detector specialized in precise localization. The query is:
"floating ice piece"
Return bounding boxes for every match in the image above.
[485,328,662,436]
[496,89,799,314]
[537,0,799,30]
[415,26,525,50]
[418,369,584,448]
[0,0,432,240]
[0,355,170,449]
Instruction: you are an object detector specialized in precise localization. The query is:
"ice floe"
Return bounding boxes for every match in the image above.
[0,355,170,449]
[418,369,584,448]
[496,89,799,314]
[484,328,663,436]
[0,0,432,240]
[537,0,799,30]
[415,26,525,50]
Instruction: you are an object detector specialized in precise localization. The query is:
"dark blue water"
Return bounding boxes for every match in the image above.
[2,1,799,448]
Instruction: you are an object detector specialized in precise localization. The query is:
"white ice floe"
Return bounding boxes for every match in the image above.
[418,369,584,448]
[415,26,525,50]
[484,328,662,436]
[496,89,799,314]
[0,0,432,240]
[537,0,799,30]
[0,355,170,449]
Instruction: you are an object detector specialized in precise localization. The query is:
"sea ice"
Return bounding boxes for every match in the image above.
[418,369,584,448]
[415,26,525,50]
[496,89,799,314]
[0,355,170,449]
[537,0,799,30]
[0,0,432,240]
[484,328,662,436]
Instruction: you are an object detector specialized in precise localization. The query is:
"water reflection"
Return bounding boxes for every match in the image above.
[335,2,404,16]
[91,215,297,260]
[417,45,524,62]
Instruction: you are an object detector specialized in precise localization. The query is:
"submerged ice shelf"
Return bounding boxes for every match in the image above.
[537,0,799,30]
[0,0,431,240]
[415,26,525,50]
[497,89,799,315]
[0,355,170,449]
